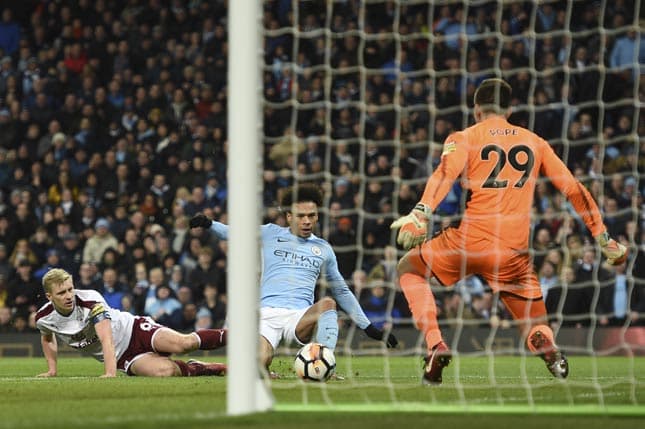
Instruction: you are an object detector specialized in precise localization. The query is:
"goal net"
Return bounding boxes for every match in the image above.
[255,0,645,414]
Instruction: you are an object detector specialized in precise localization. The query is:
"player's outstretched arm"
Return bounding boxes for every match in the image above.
[540,144,627,266]
[190,213,231,240]
[95,318,117,377]
[328,280,399,348]
[325,255,398,348]
[37,334,58,377]
[390,203,432,249]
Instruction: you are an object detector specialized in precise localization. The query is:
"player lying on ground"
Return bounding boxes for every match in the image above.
[36,268,227,377]
[190,184,398,376]
[391,78,627,384]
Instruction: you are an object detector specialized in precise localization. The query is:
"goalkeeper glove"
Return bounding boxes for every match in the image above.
[190,213,213,229]
[595,231,627,265]
[389,203,431,250]
[364,323,398,348]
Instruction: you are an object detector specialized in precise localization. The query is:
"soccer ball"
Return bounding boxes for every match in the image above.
[294,342,336,382]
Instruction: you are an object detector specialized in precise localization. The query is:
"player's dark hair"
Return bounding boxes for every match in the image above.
[474,78,512,111]
[280,184,323,212]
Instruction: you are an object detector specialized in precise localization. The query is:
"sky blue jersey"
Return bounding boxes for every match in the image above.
[210,221,371,329]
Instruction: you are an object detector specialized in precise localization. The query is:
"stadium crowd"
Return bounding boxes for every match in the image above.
[0,1,643,337]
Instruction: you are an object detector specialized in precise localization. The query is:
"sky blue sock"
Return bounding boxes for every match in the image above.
[316,310,338,350]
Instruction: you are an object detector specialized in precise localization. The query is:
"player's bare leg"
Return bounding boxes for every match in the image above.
[259,336,278,379]
[397,252,451,384]
[129,354,182,376]
[128,355,226,377]
[152,327,226,354]
[149,328,227,376]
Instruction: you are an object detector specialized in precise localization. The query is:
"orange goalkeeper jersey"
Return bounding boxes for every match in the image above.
[420,115,605,251]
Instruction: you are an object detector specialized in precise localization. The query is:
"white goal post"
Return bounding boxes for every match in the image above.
[226,0,273,415]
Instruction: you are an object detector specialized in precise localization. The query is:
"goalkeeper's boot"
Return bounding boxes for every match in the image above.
[422,341,451,385]
[529,330,569,379]
[187,359,227,376]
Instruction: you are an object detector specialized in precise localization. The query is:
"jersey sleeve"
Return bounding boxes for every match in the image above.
[419,132,469,211]
[89,302,112,325]
[209,221,229,240]
[79,290,113,325]
[539,141,606,237]
[323,245,371,329]
[213,222,275,241]
[36,319,52,336]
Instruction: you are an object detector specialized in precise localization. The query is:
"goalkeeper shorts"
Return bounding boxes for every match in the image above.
[414,227,543,300]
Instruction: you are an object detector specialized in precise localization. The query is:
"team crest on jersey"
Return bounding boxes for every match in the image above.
[442,141,457,155]
[311,245,322,256]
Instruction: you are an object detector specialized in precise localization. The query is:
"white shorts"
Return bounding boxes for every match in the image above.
[260,307,309,350]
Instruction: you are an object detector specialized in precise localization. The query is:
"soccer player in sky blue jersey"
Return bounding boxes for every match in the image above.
[190,184,397,373]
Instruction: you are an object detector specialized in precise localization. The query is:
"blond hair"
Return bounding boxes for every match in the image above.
[42,268,72,293]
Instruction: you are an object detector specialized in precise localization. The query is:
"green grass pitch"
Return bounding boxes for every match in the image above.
[0,355,643,429]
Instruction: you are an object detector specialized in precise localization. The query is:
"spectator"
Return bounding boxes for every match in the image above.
[167,264,186,294]
[0,244,10,280]
[145,283,182,330]
[328,216,358,280]
[187,246,223,300]
[201,282,226,329]
[0,9,21,56]
[597,260,633,327]
[7,259,41,314]
[179,236,202,277]
[82,218,118,264]
[48,170,79,206]
[329,177,355,209]
[75,262,102,292]
[176,285,194,308]
[99,267,127,310]
[359,279,401,330]
[34,249,62,283]
[8,238,39,269]
[130,262,150,316]
[177,302,199,332]
[367,245,399,286]
[194,306,213,330]
[170,215,190,255]
[609,27,645,82]
[183,186,209,217]
[11,202,38,242]
[29,226,53,264]
[0,305,11,332]
[568,247,613,327]
[11,310,35,333]
[538,260,559,302]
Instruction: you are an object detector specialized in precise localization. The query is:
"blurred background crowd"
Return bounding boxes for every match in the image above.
[0,1,643,337]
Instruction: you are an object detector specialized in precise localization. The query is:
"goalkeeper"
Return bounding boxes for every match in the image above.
[391,78,627,384]
[191,184,397,376]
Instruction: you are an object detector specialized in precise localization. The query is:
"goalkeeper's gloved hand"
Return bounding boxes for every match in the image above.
[364,323,398,348]
[389,203,431,250]
[190,213,213,229]
[595,231,627,265]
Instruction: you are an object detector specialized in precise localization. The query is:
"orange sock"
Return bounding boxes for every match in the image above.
[399,272,443,351]
[526,324,555,353]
